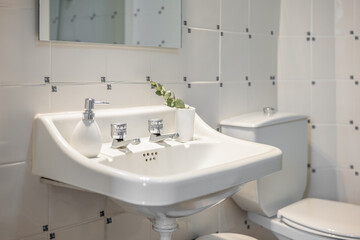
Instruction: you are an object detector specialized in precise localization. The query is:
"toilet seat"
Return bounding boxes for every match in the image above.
[278,198,360,240]
[196,233,257,240]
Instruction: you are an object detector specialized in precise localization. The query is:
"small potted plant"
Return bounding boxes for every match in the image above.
[150,80,195,142]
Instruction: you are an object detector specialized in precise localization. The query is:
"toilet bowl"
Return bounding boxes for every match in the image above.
[197,233,257,240]
[198,110,360,240]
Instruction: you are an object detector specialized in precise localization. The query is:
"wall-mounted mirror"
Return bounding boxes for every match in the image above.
[39,0,182,48]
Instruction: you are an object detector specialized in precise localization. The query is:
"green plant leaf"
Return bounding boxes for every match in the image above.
[150,80,156,87]
[166,98,175,107]
[163,91,171,100]
[174,99,185,109]
[155,90,162,96]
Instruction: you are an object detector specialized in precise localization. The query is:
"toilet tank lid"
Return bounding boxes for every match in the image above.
[220,111,307,128]
[277,198,360,239]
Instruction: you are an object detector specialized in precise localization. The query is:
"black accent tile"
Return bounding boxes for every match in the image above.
[43,225,48,232]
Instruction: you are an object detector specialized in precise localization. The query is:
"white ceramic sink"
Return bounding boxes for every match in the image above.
[32,105,281,239]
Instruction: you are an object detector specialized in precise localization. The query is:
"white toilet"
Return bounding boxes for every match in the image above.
[198,110,360,240]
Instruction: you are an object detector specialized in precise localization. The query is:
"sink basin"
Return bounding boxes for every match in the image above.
[32,105,281,239]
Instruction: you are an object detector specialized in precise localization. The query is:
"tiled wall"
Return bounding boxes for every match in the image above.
[277,0,360,204]
[0,0,279,240]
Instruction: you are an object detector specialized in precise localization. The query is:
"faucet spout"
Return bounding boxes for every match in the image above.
[149,133,179,143]
[111,138,140,149]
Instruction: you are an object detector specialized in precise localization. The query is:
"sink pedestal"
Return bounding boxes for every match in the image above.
[152,217,178,240]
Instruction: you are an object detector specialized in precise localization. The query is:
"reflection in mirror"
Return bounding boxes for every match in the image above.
[39,0,182,48]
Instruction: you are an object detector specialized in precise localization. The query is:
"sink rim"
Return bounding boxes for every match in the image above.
[32,105,282,208]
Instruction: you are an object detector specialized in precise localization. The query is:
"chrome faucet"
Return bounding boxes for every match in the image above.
[148,119,179,143]
[111,123,140,148]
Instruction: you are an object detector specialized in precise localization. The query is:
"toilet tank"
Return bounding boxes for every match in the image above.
[220,111,308,217]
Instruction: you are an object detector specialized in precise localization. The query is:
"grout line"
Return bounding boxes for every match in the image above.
[0,161,25,168]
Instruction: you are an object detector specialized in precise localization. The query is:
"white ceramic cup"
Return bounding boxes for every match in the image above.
[176,106,196,142]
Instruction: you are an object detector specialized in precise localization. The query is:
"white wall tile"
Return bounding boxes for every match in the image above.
[277,81,311,116]
[184,204,220,238]
[182,0,220,30]
[149,48,185,83]
[353,82,360,124]
[336,80,354,124]
[49,186,105,229]
[0,0,36,9]
[50,84,110,112]
[185,83,220,129]
[312,37,335,80]
[20,233,48,240]
[335,0,354,35]
[278,37,311,80]
[51,44,106,83]
[355,39,360,79]
[336,168,360,204]
[355,0,360,34]
[279,0,311,36]
[250,0,280,35]
[337,125,360,169]
[335,36,355,79]
[221,0,249,33]
[0,162,48,239]
[247,81,277,112]
[306,167,339,200]
[183,28,220,82]
[0,8,50,85]
[54,219,105,240]
[250,35,277,81]
[106,213,151,240]
[219,82,248,121]
[312,0,335,36]
[310,125,337,168]
[106,47,151,83]
[311,81,336,124]
[218,198,247,232]
[221,33,249,82]
[0,85,50,164]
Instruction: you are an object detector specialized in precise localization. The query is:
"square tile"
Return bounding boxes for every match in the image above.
[335,36,355,80]
[250,35,277,81]
[221,33,249,82]
[0,162,48,239]
[184,204,220,238]
[250,0,280,35]
[309,125,337,168]
[355,0,360,34]
[51,44,106,83]
[279,0,311,36]
[247,81,277,112]
[54,219,105,240]
[106,213,151,240]
[353,81,360,124]
[50,84,110,112]
[337,125,360,169]
[0,85,50,164]
[219,82,248,121]
[106,46,151,83]
[221,0,249,33]
[312,37,335,80]
[0,8,50,85]
[277,80,311,116]
[305,167,337,199]
[312,0,335,36]
[49,185,105,229]
[182,28,220,82]
[336,169,360,205]
[336,80,354,124]
[278,37,311,80]
[218,198,247,232]
[335,0,354,36]
[185,83,220,129]
[310,81,336,124]
[149,48,185,83]
[182,0,220,30]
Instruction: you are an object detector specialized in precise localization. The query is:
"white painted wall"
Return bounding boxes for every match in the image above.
[0,0,279,239]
